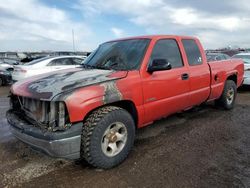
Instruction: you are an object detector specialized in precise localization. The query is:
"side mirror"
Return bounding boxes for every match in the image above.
[147,59,172,73]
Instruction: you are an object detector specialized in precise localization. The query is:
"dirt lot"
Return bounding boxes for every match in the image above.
[0,86,250,188]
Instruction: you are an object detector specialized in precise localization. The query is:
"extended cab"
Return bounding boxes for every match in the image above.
[7,35,244,169]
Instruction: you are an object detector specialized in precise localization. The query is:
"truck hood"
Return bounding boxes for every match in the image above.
[11,68,128,100]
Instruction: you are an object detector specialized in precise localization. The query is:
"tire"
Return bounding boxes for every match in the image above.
[81,106,135,169]
[215,80,237,110]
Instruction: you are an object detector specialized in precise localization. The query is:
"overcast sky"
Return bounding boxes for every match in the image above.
[1,0,250,51]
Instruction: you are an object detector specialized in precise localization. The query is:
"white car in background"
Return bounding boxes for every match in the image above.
[12,56,86,81]
[0,59,19,70]
[232,53,250,85]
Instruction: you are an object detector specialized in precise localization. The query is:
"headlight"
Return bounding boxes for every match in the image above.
[48,102,67,130]
[58,102,65,128]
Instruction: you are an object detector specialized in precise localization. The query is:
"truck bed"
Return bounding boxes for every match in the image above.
[208,59,244,101]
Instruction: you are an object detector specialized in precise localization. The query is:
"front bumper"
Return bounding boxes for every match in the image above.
[6,110,83,159]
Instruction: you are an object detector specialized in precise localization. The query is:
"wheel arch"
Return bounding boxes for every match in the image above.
[82,100,139,128]
[227,74,237,85]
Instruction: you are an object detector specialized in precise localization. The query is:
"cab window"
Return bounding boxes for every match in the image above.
[182,39,203,66]
[150,39,183,68]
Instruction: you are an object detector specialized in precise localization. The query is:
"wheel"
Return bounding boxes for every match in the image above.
[81,106,135,169]
[215,80,237,110]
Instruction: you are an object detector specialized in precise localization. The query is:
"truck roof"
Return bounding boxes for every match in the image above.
[107,35,198,43]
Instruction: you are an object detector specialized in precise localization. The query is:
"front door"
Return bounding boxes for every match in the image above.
[142,39,190,123]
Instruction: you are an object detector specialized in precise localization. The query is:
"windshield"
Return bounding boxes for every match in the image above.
[83,39,150,71]
[233,55,250,64]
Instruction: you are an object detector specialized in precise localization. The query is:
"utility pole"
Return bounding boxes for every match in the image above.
[72,29,76,52]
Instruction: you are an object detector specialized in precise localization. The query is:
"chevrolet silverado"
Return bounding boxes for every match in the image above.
[7,35,244,169]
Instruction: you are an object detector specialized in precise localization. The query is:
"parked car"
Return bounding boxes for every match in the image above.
[0,59,19,70]
[0,67,12,86]
[232,53,250,85]
[206,52,231,62]
[0,60,17,85]
[0,52,27,63]
[7,35,244,169]
[12,56,86,81]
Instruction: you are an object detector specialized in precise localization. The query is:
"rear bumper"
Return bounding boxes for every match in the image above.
[6,110,82,159]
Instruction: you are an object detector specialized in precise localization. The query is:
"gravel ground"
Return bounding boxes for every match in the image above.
[0,86,250,188]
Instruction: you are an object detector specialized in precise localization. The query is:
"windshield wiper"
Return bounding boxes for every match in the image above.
[81,64,111,70]
[81,64,97,69]
[82,59,129,71]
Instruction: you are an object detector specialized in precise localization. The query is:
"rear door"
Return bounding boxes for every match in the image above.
[142,38,190,123]
[181,39,210,106]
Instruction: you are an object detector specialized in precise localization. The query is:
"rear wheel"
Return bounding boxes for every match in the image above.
[81,106,135,169]
[215,80,237,110]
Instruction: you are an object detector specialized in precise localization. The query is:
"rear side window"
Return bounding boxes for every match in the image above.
[150,39,183,68]
[216,55,223,61]
[223,54,230,60]
[72,58,84,65]
[49,58,73,66]
[182,39,202,66]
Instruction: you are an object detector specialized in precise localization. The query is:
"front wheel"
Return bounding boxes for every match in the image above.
[215,80,237,110]
[81,106,135,169]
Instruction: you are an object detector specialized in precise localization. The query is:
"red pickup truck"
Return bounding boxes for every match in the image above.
[7,35,244,169]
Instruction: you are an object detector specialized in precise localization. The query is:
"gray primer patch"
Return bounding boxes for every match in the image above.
[101,82,122,104]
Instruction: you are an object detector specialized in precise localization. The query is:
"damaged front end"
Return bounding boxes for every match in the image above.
[6,94,82,159]
[9,94,71,131]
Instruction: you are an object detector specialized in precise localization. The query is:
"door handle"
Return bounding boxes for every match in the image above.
[181,73,189,80]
